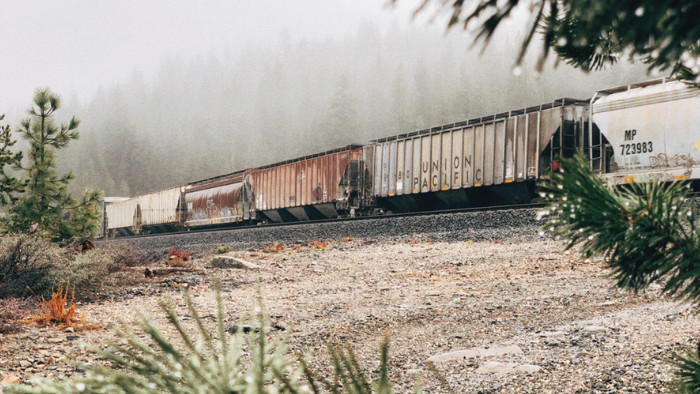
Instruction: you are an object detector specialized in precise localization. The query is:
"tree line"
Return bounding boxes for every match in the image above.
[46,22,646,198]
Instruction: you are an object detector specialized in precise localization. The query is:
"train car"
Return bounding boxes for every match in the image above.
[98,197,129,237]
[367,98,590,211]
[590,78,700,185]
[104,186,185,236]
[249,145,367,222]
[184,170,255,228]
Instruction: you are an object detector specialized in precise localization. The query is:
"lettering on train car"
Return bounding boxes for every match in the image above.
[432,174,438,187]
[414,177,419,190]
[475,169,482,183]
[453,156,461,185]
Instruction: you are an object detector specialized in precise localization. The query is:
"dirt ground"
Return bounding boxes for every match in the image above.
[1,238,698,393]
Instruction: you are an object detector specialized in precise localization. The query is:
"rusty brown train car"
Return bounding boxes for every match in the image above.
[249,145,368,222]
[183,170,255,228]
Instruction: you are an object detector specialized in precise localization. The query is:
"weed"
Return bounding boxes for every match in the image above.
[311,240,327,250]
[167,247,191,267]
[30,282,77,326]
[262,242,285,253]
[216,245,231,254]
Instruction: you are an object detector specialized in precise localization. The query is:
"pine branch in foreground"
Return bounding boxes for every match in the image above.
[539,153,700,392]
[671,346,700,394]
[539,153,700,305]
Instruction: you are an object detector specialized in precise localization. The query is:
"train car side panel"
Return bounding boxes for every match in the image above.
[515,114,527,181]
[474,125,484,187]
[440,132,451,190]
[451,129,463,189]
[389,141,398,196]
[484,123,495,186]
[463,127,474,187]
[494,121,505,184]
[411,139,421,193]
[396,141,405,195]
[505,118,515,182]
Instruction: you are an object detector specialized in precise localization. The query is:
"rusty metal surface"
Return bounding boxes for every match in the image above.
[251,146,364,211]
[185,171,254,227]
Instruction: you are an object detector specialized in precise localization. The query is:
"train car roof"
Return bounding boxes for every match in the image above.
[592,78,680,98]
[253,144,365,170]
[371,97,588,143]
[187,169,248,188]
[103,197,131,203]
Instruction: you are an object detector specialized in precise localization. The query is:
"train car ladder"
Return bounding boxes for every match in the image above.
[588,94,605,173]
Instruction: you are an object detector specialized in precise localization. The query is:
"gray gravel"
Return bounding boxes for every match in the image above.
[108,208,542,259]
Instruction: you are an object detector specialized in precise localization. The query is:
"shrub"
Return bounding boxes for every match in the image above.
[216,245,231,254]
[0,235,62,298]
[0,236,134,298]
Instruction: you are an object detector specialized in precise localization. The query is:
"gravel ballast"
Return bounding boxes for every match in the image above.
[112,207,543,259]
[1,234,698,392]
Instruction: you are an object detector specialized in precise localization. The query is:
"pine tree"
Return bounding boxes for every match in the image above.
[539,153,700,391]
[8,89,103,242]
[0,115,26,205]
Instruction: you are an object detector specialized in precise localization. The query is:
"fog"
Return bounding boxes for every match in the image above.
[1,1,651,197]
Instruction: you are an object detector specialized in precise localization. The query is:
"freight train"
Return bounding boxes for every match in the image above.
[101,78,700,237]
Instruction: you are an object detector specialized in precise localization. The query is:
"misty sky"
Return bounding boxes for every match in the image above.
[1,0,448,112]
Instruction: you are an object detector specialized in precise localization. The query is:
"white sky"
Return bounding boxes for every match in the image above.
[1,0,441,113]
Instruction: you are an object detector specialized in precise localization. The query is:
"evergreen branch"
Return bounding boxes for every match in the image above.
[539,153,700,304]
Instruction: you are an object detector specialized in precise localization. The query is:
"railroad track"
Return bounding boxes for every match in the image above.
[107,202,546,242]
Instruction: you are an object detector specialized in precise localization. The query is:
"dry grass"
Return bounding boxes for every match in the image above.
[30,282,77,326]
[311,240,327,250]
[167,247,192,267]
[262,242,285,253]
[29,282,102,330]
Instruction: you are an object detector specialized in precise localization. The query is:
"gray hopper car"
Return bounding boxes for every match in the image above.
[367,98,589,212]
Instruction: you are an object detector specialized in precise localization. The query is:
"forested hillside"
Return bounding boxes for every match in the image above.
[55,23,647,197]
